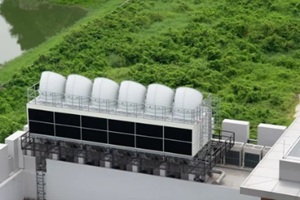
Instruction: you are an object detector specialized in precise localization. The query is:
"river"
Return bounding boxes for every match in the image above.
[0,0,87,64]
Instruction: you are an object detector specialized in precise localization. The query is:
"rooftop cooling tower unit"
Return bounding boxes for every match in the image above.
[173,87,203,121]
[90,77,119,110]
[27,71,213,158]
[118,80,146,113]
[144,84,174,116]
[64,74,92,106]
[38,71,66,103]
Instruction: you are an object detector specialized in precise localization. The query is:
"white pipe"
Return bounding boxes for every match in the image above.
[212,169,226,185]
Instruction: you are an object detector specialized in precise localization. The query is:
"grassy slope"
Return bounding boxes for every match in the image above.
[1,0,300,141]
[0,0,126,141]
[0,0,126,83]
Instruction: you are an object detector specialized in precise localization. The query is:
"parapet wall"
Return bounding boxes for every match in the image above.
[0,130,36,200]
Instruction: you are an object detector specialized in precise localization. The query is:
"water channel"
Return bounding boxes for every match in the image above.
[0,0,87,64]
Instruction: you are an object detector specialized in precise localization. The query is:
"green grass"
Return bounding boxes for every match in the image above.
[1,0,300,141]
[0,0,127,141]
[0,0,126,84]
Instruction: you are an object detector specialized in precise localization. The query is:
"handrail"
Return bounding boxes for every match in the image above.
[27,83,211,125]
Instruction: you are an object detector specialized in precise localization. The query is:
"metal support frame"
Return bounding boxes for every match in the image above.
[24,83,228,197]
[27,83,220,126]
[21,130,234,192]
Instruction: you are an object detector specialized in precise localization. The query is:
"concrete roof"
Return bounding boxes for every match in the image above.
[241,117,300,200]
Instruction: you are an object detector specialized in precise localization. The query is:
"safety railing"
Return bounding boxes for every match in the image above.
[27,83,212,124]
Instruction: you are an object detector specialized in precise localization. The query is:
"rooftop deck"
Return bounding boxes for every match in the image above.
[207,166,252,189]
[241,117,300,200]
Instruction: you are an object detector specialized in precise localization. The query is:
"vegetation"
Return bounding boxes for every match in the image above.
[1,0,300,142]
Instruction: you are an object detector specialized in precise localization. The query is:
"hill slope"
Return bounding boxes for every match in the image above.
[1,0,300,141]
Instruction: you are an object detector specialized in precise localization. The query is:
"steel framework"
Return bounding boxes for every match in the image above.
[24,82,229,200]
[27,83,218,125]
[21,130,234,200]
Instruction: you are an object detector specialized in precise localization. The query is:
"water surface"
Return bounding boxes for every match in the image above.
[0,0,87,64]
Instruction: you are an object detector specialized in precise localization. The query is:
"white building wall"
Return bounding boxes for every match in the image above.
[279,159,300,182]
[0,170,24,200]
[0,144,10,183]
[5,131,26,172]
[23,156,37,199]
[0,153,36,200]
[46,159,258,200]
[0,131,36,200]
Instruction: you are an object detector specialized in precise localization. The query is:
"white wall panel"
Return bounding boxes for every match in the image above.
[46,159,258,200]
[23,156,37,199]
[222,119,250,143]
[0,144,9,183]
[0,170,24,200]
[0,156,36,200]
[5,131,26,172]
[257,124,286,146]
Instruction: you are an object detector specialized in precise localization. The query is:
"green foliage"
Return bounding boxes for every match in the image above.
[1,0,300,141]
[49,0,98,7]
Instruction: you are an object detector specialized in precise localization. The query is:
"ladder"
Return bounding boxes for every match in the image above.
[36,170,46,200]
